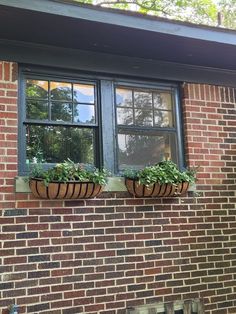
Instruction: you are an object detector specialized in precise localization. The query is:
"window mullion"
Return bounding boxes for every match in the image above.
[48,80,51,121]
[71,83,74,123]
[100,79,116,173]
[173,87,184,168]
[19,74,28,174]
[132,90,135,125]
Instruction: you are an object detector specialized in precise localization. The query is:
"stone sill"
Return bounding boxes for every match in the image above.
[15,176,127,193]
[15,177,196,193]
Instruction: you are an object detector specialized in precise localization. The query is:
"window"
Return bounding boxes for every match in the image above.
[115,85,178,171]
[20,73,100,174]
[19,68,183,175]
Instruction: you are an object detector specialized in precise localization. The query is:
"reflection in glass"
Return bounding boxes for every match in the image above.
[116,88,132,107]
[134,91,152,108]
[118,132,174,170]
[26,101,48,120]
[117,108,133,125]
[154,92,172,110]
[135,109,153,126]
[26,125,94,164]
[74,84,95,103]
[50,82,72,101]
[74,104,95,124]
[51,102,72,122]
[26,80,48,99]
[154,110,173,127]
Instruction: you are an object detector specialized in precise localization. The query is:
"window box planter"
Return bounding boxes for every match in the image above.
[124,160,196,198]
[29,178,104,199]
[125,178,189,198]
[28,160,108,200]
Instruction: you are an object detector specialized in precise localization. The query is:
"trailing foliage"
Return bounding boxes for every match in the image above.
[29,159,109,186]
[124,160,196,186]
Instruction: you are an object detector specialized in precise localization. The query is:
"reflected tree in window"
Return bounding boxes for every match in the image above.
[116,86,176,169]
[25,79,97,165]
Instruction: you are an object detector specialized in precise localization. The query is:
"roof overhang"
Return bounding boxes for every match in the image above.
[0,0,235,85]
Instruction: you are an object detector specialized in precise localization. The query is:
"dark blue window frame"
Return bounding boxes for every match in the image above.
[18,66,184,175]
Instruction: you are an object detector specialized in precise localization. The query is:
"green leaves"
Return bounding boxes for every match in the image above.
[74,0,235,29]
[29,159,109,186]
[124,160,197,186]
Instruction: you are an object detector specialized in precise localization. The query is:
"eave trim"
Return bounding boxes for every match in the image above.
[0,0,235,45]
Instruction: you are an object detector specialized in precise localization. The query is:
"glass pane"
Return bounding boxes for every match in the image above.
[154,110,173,127]
[116,88,133,107]
[135,109,153,126]
[117,132,175,170]
[50,82,72,101]
[26,80,48,99]
[74,104,95,124]
[74,84,95,103]
[134,91,152,108]
[26,125,95,164]
[154,92,172,110]
[26,100,48,120]
[117,108,133,125]
[51,102,72,122]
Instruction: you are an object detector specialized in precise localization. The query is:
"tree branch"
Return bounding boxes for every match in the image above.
[95,0,168,14]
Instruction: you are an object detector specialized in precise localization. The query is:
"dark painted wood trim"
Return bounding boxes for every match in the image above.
[0,40,236,87]
[0,0,235,45]
[100,80,116,172]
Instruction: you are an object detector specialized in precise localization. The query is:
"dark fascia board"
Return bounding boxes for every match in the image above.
[0,0,235,46]
[0,39,236,87]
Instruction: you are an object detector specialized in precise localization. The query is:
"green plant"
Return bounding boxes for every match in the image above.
[124,160,196,186]
[29,159,109,186]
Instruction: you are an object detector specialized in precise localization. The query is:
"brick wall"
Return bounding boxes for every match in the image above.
[1,61,236,314]
[0,62,18,207]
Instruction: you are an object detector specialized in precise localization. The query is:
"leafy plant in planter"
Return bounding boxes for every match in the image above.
[29,159,109,199]
[124,160,196,198]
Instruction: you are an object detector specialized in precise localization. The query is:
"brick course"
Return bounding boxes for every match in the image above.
[1,61,236,313]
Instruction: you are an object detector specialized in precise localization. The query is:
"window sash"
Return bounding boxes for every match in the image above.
[19,71,101,175]
[25,78,98,126]
[114,83,181,172]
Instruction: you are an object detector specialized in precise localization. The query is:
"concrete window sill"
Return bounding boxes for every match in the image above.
[15,177,196,194]
[15,176,127,193]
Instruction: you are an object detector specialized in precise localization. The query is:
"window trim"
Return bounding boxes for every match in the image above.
[18,65,185,176]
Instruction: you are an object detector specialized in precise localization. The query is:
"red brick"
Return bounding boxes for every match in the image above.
[3,62,10,81]
[64,290,85,299]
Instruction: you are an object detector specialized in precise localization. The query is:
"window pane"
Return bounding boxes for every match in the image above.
[74,104,95,124]
[134,109,153,126]
[26,125,95,164]
[51,102,72,122]
[134,91,152,108]
[117,108,133,125]
[154,110,173,127]
[116,88,132,107]
[50,82,72,101]
[26,100,48,120]
[117,132,175,170]
[26,80,48,99]
[154,92,172,110]
[74,84,95,103]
